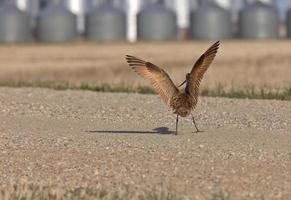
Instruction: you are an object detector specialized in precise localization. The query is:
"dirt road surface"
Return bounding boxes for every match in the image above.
[0,87,290,199]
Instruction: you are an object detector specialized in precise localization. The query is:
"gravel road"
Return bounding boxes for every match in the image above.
[0,87,291,199]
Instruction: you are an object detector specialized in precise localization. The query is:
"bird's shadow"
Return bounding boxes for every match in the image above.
[86,127,174,135]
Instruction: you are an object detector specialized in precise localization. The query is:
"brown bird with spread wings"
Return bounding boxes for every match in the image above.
[126,41,220,135]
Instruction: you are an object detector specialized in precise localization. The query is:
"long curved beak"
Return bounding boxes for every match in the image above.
[178,80,186,87]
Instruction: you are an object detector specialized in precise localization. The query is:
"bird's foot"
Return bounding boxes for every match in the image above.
[192,129,203,134]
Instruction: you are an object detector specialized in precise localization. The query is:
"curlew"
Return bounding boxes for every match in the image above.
[125,41,220,134]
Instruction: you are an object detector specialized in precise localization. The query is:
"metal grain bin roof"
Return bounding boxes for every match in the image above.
[0,3,32,43]
[86,2,126,41]
[190,2,232,40]
[36,4,76,42]
[287,8,291,38]
[239,1,279,39]
[137,2,177,41]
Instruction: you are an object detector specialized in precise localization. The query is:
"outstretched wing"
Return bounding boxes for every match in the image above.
[126,55,179,106]
[187,41,220,100]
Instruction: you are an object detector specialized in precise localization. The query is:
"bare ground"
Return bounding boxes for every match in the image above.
[0,87,291,199]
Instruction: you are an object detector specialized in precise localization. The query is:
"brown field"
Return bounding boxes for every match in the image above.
[0,41,291,200]
[0,40,290,91]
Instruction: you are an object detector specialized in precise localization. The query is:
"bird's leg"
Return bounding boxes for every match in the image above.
[175,115,179,135]
[191,114,200,133]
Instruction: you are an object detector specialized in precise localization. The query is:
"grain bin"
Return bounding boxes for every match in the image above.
[0,2,31,43]
[13,0,40,28]
[287,8,291,38]
[86,2,126,41]
[63,0,94,34]
[239,1,279,39]
[137,2,177,41]
[190,2,232,40]
[36,3,76,42]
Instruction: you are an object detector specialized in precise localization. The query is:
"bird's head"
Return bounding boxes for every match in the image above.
[178,73,190,87]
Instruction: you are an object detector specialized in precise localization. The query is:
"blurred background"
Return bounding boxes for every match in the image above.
[0,0,290,97]
[0,0,291,42]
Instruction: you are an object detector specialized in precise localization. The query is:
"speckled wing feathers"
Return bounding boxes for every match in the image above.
[188,41,220,101]
[125,55,179,106]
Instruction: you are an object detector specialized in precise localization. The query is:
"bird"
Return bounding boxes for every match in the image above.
[125,41,220,135]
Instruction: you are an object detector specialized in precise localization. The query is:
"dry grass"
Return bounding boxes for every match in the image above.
[0,179,183,200]
[0,179,232,200]
[0,80,290,100]
[0,40,291,100]
[0,40,290,92]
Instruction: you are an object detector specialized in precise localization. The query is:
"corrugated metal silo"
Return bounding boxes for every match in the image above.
[287,8,291,38]
[137,2,177,41]
[190,2,232,40]
[0,3,31,43]
[13,0,40,29]
[86,2,126,41]
[13,0,40,17]
[239,1,279,39]
[164,0,192,39]
[63,0,94,34]
[36,3,76,42]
